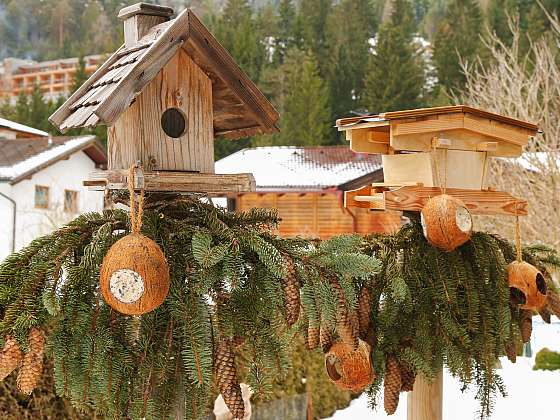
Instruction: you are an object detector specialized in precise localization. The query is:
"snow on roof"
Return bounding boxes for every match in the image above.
[0,117,49,138]
[326,320,560,420]
[215,146,383,191]
[0,135,97,182]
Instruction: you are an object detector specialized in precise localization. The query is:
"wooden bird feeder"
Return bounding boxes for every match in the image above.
[338,106,539,217]
[49,2,278,194]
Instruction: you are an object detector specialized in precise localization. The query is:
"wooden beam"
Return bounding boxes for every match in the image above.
[349,130,389,154]
[345,185,527,216]
[407,372,443,420]
[84,170,256,193]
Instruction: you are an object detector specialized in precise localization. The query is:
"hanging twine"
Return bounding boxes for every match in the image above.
[127,164,145,234]
[514,203,522,262]
[431,139,448,194]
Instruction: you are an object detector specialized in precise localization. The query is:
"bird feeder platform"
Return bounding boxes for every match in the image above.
[337,106,538,216]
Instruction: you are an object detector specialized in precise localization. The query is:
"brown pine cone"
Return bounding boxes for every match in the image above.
[330,278,359,350]
[0,336,23,381]
[307,326,319,350]
[320,324,333,353]
[283,256,300,327]
[538,308,551,324]
[399,362,415,392]
[504,339,517,363]
[357,286,371,339]
[215,339,244,419]
[17,328,45,394]
[519,309,532,343]
[546,290,560,317]
[384,355,402,415]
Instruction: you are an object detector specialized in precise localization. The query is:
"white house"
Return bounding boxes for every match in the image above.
[0,120,106,260]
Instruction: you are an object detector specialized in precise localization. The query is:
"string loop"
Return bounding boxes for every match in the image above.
[127,164,145,234]
[514,203,522,262]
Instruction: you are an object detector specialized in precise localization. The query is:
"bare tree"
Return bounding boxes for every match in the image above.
[458,14,560,248]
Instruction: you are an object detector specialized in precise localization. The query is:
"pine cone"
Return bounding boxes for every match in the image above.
[215,339,244,419]
[519,309,532,343]
[384,355,402,415]
[357,286,371,339]
[504,339,517,363]
[320,324,333,353]
[283,256,300,327]
[546,290,560,317]
[17,328,45,395]
[399,362,415,392]
[0,336,23,381]
[538,308,551,324]
[330,278,359,350]
[307,326,319,350]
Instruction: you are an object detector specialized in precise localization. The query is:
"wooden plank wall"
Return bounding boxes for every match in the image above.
[237,192,400,238]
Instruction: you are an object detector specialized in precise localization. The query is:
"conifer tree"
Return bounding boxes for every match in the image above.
[212,0,265,82]
[362,0,425,113]
[325,0,377,120]
[277,48,331,146]
[71,56,88,94]
[432,0,482,95]
[299,0,333,72]
[273,0,298,65]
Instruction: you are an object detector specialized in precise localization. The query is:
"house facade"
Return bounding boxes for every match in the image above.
[0,122,106,260]
[216,146,401,239]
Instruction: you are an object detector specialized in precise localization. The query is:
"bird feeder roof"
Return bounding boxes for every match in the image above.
[336,106,539,157]
[49,9,279,140]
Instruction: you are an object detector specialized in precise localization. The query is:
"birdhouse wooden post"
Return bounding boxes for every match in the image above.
[50,2,278,194]
[338,106,539,420]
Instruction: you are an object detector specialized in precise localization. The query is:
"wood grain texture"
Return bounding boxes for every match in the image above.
[407,372,443,420]
[123,14,168,48]
[345,185,527,216]
[108,49,214,173]
[237,192,400,238]
[84,169,255,193]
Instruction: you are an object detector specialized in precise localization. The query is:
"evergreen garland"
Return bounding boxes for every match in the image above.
[359,215,560,418]
[0,197,378,419]
[0,199,557,419]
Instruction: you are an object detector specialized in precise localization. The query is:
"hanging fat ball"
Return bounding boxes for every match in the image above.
[307,326,319,350]
[283,256,300,327]
[320,324,333,353]
[16,328,45,395]
[384,355,402,415]
[357,286,371,339]
[507,261,547,311]
[100,233,170,315]
[519,309,533,343]
[399,362,416,392]
[325,339,374,392]
[215,339,245,419]
[0,336,23,381]
[545,289,560,317]
[420,194,472,252]
[330,278,359,350]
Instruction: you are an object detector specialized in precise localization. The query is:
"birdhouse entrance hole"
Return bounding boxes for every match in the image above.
[161,108,187,138]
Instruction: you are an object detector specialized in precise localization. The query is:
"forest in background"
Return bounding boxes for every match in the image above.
[1,0,560,158]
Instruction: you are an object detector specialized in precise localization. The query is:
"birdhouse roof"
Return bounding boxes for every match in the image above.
[49,9,279,140]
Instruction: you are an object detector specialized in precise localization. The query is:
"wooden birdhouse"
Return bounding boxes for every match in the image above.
[49,3,278,193]
[339,106,539,217]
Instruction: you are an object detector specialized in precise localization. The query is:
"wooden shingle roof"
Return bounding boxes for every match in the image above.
[49,9,279,140]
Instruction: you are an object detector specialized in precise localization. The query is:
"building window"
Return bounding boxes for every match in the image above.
[64,190,78,213]
[34,185,49,209]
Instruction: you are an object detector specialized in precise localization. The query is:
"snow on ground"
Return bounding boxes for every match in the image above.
[324,320,560,420]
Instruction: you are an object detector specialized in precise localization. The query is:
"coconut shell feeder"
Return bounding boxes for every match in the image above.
[338,106,540,420]
[325,339,374,392]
